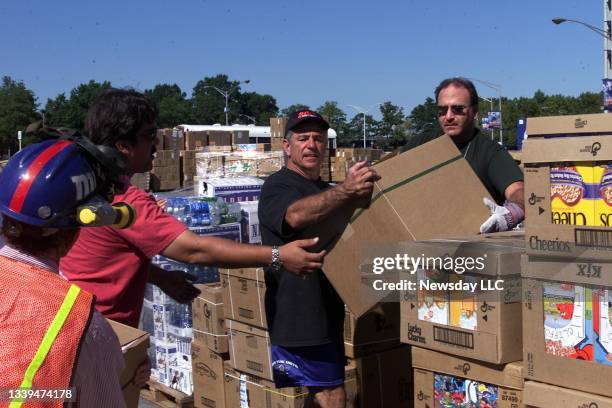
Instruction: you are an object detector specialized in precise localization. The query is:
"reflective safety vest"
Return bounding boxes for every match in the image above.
[0,255,93,407]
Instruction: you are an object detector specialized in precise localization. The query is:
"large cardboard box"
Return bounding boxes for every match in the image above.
[344,303,401,358]
[223,362,358,408]
[524,381,612,408]
[399,233,524,364]
[221,267,267,329]
[185,131,208,150]
[191,341,229,408]
[351,346,413,408]
[192,283,228,354]
[523,114,612,261]
[227,319,273,380]
[412,347,523,408]
[108,319,150,408]
[323,135,492,317]
[270,117,288,139]
[522,277,612,397]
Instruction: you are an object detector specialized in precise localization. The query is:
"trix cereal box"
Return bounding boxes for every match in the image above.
[543,282,592,360]
[596,164,612,227]
[550,163,596,226]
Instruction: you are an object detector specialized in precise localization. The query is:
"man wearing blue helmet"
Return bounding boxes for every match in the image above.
[0,138,130,407]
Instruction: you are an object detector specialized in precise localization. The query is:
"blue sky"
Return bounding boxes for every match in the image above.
[0,0,605,118]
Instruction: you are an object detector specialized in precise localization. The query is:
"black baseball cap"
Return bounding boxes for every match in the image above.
[284,110,330,137]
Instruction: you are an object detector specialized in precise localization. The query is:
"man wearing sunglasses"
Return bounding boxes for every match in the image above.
[402,77,524,233]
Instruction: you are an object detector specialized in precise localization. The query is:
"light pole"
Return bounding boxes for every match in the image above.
[202,80,250,125]
[467,77,503,146]
[552,13,612,110]
[347,103,380,148]
[238,113,257,125]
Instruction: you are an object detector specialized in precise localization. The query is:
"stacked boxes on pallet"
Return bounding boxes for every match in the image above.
[520,113,612,406]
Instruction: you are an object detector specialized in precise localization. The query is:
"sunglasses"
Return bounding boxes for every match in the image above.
[437,105,469,116]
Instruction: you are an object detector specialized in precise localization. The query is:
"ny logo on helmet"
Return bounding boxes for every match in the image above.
[71,172,96,201]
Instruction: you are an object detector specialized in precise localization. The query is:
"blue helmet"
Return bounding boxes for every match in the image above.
[0,139,100,228]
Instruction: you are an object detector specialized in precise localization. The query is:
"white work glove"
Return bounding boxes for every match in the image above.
[479,198,524,233]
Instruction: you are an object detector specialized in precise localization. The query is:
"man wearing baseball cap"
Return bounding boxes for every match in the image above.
[258,110,380,407]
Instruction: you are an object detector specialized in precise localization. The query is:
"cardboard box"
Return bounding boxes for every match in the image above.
[207,131,232,146]
[191,341,229,408]
[400,233,524,364]
[221,268,267,329]
[352,346,413,408]
[412,347,523,408]
[185,131,208,150]
[524,381,612,408]
[344,303,401,358]
[223,362,358,408]
[521,253,612,287]
[523,277,612,397]
[523,114,612,261]
[270,117,288,139]
[323,135,492,317]
[108,319,150,408]
[227,319,273,380]
[192,283,229,354]
[164,128,185,151]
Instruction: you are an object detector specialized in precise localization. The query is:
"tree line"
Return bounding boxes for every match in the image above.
[0,74,603,155]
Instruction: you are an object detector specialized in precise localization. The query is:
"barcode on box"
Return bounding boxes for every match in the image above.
[575,228,612,249]
[433,326,474,349]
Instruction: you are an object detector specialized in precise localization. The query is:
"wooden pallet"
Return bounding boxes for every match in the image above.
[140,380,193,408]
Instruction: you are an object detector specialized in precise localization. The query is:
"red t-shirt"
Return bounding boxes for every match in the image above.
[60,184,187,327]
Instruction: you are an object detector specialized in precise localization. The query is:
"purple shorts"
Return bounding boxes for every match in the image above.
[271,341,346,388]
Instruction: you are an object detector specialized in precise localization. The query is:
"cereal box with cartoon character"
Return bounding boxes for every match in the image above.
[543,282,593,361]
[550,164,595,226]
[595,163,612,227]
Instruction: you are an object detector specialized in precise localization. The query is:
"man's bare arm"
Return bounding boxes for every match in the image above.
[285,161,380,230]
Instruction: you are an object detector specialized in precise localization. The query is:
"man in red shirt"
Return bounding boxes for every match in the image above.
[60,88,324,328]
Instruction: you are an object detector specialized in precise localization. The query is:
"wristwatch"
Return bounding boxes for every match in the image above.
[270,246,282,272]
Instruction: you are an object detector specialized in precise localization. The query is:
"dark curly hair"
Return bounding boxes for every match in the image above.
[84,88,158,147]
[434,77,479,109]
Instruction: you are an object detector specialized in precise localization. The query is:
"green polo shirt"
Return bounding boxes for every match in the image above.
[401,129,523,204]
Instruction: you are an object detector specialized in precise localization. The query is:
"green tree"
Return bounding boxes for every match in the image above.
[280,104,310,116]
[347,113,379,147]
[407,97,441,142]
[317,101,350,146]
[144,84,192,128]
[191,74,244,125]
[239,92,279,125]
[44,80,111,129]
[378,101,406,148]
[0,76,40,154]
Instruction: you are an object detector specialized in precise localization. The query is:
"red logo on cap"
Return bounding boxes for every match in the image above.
[297,111,317,119]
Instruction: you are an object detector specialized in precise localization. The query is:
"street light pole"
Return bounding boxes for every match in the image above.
[202,80,250,125]
[553,12,612,110]
[347,103,380,148]
[467,77,503,145]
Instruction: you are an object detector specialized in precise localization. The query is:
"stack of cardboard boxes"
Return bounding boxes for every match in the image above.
[150,150,181,191]
[398,234,526,407]
[180,150,197,187]
[521,113,612,406]
[269,117,287,152]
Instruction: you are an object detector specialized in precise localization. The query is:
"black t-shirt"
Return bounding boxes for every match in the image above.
[258,167,345,347]
[401,129,523,204]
